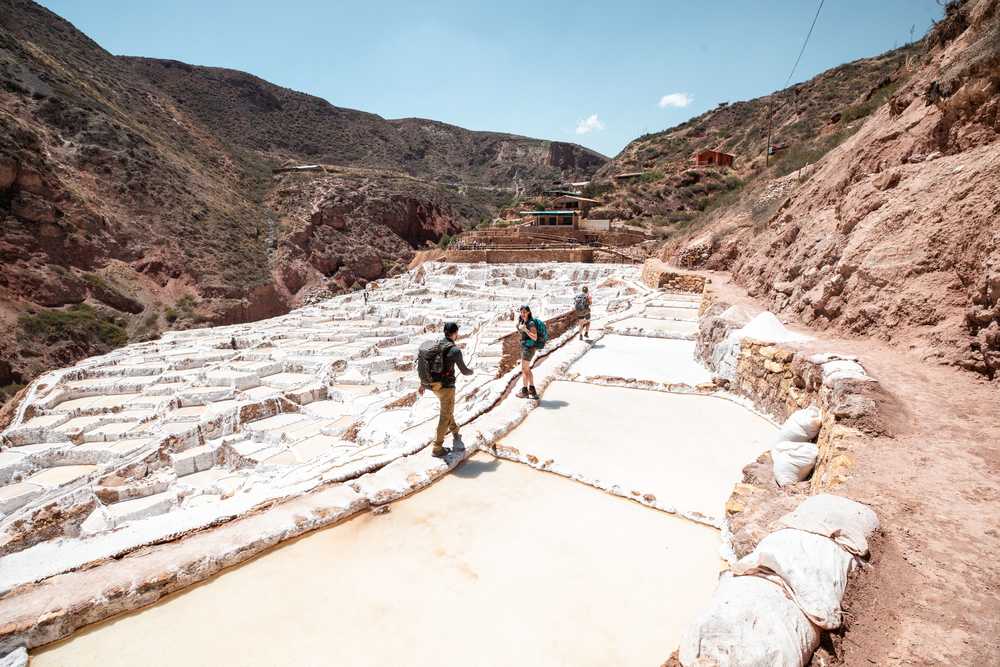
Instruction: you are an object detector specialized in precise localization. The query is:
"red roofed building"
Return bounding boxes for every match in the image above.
[693,149,735,168]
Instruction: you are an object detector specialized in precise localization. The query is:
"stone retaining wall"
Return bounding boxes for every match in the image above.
[640,259,706,292]
[445,248,594,264]
[455,227,646,247]
[691,291,885,563]
[695,298,882,493]
[663,282,887,667]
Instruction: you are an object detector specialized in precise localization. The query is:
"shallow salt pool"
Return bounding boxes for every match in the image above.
[33,455,720,667]
[568,334,713,385]
[499,380,776,521]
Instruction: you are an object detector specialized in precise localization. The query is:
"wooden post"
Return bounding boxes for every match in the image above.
[766,99,773,166]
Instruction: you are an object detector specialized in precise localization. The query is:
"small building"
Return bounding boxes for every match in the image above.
[521,210,580,228]
[549,194,601,217]
[612,171,645,181]
[579,218,612,232]
[693,149,735,168]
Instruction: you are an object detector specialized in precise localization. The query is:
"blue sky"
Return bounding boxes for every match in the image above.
[39,0,943,157]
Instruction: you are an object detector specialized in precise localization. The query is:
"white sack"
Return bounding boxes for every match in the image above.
[775,406,823,443]
[732,528,856,629]
[679,573,820,667]
[772,439,819,487]
[0,647,28,667]
[775,494,879,556]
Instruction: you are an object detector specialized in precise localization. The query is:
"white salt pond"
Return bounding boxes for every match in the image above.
[32,455,721,667]
[0,263,640,594]
[499,381,776,520]
[610,317,699,338]
[6,262,780,663]
[569,335,712,385]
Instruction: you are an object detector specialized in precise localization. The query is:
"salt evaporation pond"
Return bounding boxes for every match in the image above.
[500,380,776,521]
[33,455,720,667]
[10,262,783,664]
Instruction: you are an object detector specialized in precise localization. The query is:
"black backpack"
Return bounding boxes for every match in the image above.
[417,339,449,386]
[574,293,590,314]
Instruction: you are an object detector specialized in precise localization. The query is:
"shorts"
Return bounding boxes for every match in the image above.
[521,346,537,361]
[577,310,591,323]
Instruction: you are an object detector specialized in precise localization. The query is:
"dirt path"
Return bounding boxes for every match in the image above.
[704,271,1000,666]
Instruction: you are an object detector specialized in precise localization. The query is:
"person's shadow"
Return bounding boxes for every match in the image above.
[453,457,501,478]
[537,399,569,410]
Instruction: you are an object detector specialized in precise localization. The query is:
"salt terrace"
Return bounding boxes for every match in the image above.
[0,262,868,665]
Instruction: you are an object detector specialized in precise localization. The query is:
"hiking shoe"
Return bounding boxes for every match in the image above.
[431,446,450,458]
[528,386,539,400]
[452,435,466,452]
[516,387,530,398]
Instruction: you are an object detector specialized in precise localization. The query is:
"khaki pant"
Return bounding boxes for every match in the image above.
[431,383,459,447]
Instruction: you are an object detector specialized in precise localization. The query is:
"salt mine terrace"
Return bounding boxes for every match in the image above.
[2,262,797,664]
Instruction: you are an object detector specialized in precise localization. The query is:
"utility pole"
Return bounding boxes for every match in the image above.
[765,99,773,166]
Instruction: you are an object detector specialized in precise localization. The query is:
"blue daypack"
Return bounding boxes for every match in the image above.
[533,318,549,348]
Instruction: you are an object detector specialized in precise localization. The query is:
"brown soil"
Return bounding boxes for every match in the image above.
[706,272,1000,666]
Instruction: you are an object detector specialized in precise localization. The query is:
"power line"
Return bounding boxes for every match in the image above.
[784,0,825,88]
[768,0,825,165]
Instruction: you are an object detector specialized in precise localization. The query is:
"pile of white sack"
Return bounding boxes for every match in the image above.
[679,494,879,667]
[771,406,823,487]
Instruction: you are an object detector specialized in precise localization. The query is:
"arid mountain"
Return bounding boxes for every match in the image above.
[0,0,606,404]
[649,0,1000,378]
[125,57,606,188]
[590,44,918,223]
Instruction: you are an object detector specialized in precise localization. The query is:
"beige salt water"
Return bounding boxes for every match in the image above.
[33,455,721,667]
[502,381,776,520]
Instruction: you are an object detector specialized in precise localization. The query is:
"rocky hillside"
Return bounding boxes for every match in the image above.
[126,57,606,189]
[591,44,917,224]
[0,0,607,404]
[657,0,1000,379]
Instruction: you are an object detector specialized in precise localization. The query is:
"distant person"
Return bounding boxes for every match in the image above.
[417,322,474,458]
[574,286,593,341]
[516,305,548,399]
[229,336,238,350]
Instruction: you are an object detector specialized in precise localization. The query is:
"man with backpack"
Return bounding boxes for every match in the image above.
[574,286,593,341]
[417,322,474,458]
[516,305,547,399]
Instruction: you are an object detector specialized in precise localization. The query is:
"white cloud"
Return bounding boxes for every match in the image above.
[658,92,693,109]
[575,114,605,135]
